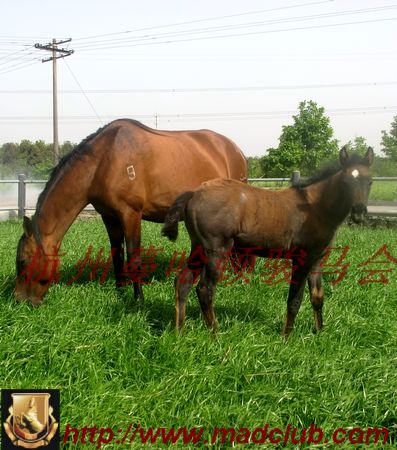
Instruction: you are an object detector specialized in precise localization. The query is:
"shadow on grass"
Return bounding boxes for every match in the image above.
[57,252,178,286]
[142,282,282,335]
[3,256,284,335]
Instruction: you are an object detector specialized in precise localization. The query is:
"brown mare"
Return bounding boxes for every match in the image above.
[15,119,247,305]
[162,147,374,336]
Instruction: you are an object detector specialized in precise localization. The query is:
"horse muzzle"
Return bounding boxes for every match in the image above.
[351,204,367,224]
[14,286,44,306]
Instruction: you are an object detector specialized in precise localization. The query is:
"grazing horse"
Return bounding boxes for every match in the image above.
[15,119,247,305]
[162,146,374,336]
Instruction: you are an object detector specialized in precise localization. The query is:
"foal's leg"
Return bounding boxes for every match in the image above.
[196,249,225,331]
[308,261,324,332]
[175,271,194,331]
[101,214,125,287]
[120,210,144,301]
[175,245,205,331]
[283,259,312,338]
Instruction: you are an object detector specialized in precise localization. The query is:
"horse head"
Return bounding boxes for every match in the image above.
[15,216,58,305]
[339,146,374,224]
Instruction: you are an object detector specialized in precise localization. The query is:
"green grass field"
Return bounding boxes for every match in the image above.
[0,219,396,448]
[369,180,397,202]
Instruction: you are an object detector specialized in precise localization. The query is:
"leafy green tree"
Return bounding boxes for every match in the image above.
[371,157,397,177]
[246,156,263,178]
[381,116,397,160]
[260,100,339,177]
[0,140,77,179]
[345,136,368,155]
[0,143,19,177]
[60,141,75,158]
[16,140,53,177]
[0,142,19,167]
[342,136,397,176]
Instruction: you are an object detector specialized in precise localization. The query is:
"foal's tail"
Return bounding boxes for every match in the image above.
[162,191,194,242]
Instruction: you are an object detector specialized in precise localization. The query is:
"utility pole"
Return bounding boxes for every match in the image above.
[35,39,73,165]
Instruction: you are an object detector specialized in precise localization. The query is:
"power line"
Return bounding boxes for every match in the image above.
[63,58,103,124]
[1,106,396,123]
[0,41,42,74]
[0,41,46,74]
[73,0,332,42]
[0,35,55,41]
[0,59,41,76]
[0,51,37,68]
[0,4,394,73]
[1,81,397,95]
[0,46,33,64]
[73,17,397,52]
[72,5,397,51]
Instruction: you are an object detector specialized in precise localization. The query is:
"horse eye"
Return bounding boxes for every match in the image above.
[39,279,49,286]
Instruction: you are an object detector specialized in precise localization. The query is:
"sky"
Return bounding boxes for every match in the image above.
[1,0,396,156]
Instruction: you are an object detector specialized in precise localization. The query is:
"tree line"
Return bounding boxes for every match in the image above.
[0,140,74,178]
[247,101,397,178]
[0,100,396,179]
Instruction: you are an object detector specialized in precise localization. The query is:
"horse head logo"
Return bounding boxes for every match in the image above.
[3,392,58,448]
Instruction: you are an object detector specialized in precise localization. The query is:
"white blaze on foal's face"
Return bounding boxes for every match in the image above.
[351,169,360,178]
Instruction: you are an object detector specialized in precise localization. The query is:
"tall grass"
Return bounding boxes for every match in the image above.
[0,219,396,448]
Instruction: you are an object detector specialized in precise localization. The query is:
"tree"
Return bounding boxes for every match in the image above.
[246,156,263,178]
[381,116,397,160]
[60,141,75,158]
[0,142,19,177]
[0,140,77,179]
[345,136,368,154]
[260,100,339,177]
[0,142,19,167]
[343,136,397,176]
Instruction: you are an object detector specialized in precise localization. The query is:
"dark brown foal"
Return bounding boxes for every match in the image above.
[163,147,374,336]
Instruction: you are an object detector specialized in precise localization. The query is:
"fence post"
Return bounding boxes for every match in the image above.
[18,174,26,219]
[291,170,300,186]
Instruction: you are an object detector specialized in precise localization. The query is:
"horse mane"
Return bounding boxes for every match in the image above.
[35,118,161,213]
[295,153,368,188]
[35,122,111,212]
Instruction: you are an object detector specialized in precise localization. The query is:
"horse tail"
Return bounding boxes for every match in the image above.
[162,191,194,241]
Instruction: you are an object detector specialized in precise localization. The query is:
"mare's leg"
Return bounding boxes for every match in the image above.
[308,261,324,332]
[175,244,205,331]
[101,214,125,287]
[120,210,144,301]
[196,248,227,331]
[282,259,312,338]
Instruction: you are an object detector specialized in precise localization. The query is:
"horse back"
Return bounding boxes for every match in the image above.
[87,120,247,221]
[184,179,329,253]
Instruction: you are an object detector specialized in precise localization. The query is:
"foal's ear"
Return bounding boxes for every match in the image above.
[23,216,33,237]
[339,146,349,166]
[364,146,374,166]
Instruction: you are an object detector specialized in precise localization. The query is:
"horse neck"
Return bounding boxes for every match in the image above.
[35,161,93,251]
[307,172,351,226]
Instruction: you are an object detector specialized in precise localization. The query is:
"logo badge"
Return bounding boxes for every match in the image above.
[2,390,59,449]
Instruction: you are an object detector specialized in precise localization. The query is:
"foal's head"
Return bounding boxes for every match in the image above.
[339,146,374,223]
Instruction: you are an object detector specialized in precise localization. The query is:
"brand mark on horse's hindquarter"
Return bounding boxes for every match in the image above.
[351,169,359,178]
[127,165,136,180]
